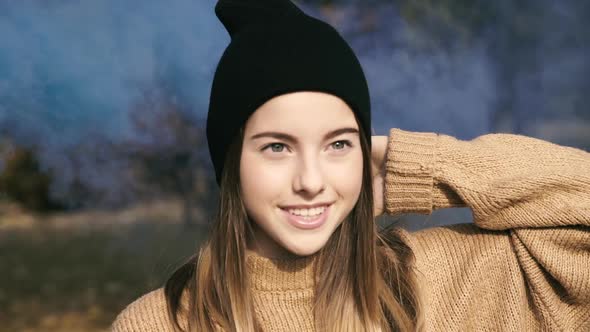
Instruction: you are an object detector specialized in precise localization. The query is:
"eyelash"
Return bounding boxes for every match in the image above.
[262,140,353,153]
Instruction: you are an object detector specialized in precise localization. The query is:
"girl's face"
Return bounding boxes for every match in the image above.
[240,91,363,258]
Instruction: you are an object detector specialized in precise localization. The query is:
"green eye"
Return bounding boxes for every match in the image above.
[271,143,284,152]
[332,140,352,150]
[264,143,285,152]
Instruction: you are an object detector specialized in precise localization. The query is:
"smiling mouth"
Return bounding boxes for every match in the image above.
[278,204,332,230]
[280,203,332,218]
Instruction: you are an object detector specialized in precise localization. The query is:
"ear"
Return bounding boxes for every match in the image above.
[215,0,305,38]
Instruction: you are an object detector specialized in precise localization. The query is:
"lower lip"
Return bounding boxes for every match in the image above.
[280,205,331,230]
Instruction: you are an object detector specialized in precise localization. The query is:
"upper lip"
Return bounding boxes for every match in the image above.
[280,202,333,210]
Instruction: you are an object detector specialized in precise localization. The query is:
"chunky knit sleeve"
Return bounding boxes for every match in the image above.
[383,128,590,331]
[384,128,590,229]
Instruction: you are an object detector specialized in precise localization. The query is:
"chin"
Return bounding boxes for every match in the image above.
[284,238,328,257]
[288,247,321,257]
[281,225,342,257]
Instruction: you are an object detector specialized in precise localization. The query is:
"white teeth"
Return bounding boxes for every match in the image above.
[287,206,326,217]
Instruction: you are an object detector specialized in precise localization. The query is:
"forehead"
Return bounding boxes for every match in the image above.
[244,91,359,134]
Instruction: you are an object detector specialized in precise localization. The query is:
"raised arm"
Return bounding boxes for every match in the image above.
[381,128,590,230]
[376,129,590,330]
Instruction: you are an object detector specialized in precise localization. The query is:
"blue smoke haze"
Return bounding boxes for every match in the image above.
[0,0,588,208]
[0,0,226,146]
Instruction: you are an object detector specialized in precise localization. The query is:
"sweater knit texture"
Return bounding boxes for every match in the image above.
[111,128,590,331]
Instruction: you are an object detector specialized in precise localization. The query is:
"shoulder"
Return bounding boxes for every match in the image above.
[111,288,176,332]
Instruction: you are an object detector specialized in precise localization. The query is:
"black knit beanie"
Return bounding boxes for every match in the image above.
[207,0,371,185]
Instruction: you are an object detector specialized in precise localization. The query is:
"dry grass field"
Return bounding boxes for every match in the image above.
[0,200,209,332]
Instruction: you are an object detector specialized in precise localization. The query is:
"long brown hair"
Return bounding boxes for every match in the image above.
[165,118,422,331]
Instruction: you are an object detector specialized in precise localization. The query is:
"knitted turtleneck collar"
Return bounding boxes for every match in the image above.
[245,250,317,291]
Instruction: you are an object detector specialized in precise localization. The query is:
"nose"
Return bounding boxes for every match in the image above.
[293,153,325,196]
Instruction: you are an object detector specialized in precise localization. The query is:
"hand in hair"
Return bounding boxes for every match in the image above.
[371,135,388,216]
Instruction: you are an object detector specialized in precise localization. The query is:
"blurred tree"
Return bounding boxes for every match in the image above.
[395,0,498,48]
[125,85,216,226]
[0,146,62,212]
[58,141,106,210]
[394,0,590,137]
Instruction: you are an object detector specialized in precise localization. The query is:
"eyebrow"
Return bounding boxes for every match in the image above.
[250,127,359,143]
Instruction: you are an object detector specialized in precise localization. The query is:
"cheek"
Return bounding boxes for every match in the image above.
[240,153,287,209]
[326,153,364,198]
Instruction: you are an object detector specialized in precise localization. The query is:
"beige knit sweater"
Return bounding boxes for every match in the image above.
[111,128,590,331]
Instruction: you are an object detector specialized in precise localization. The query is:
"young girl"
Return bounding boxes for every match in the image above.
[112,0,590,331]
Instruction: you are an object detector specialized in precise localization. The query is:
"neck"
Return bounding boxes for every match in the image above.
[246,250,317,291]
